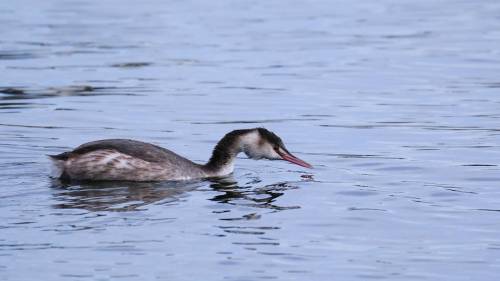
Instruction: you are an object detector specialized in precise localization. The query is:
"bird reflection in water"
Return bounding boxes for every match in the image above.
[50,179,202,212]
[208,176,301,212]
[208,176,303,236]
[50,176,303,213]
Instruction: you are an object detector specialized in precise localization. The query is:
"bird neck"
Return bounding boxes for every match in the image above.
[203,129,256,176]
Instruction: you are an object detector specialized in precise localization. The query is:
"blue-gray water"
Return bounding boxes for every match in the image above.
[1,0,500,280]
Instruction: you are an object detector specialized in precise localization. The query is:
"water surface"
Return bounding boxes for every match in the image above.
[1,0,500,280]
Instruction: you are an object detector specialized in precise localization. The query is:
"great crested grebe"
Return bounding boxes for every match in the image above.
[49,128,312,182]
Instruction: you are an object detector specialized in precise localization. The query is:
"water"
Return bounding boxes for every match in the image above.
[1,0,500,280]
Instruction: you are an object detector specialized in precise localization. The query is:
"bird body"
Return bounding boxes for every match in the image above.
[49,128,311,182]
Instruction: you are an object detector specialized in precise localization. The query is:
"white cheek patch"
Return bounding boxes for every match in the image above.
[244,144,264,159]
[240,131,262,159]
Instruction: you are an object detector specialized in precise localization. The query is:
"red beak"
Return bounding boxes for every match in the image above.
[277,149,312,169]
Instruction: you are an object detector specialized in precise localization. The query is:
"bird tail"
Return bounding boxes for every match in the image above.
[47,152,70,178]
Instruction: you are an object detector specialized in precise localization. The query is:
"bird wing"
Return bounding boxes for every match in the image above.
[68,139,194,164]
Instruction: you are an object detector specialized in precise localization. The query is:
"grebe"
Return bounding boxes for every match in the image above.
[49,128,312,182]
